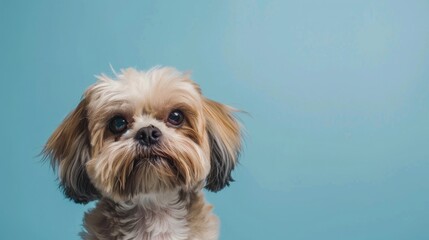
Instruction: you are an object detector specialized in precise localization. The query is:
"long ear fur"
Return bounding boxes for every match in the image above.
[204,98,241,192]
[43,98,99,204]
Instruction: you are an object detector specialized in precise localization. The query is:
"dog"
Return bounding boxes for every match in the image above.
[43,67,242,240]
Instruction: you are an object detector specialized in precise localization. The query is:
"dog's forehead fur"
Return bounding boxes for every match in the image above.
[85,67,202,122]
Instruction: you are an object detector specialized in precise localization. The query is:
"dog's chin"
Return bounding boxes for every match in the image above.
[105,154,183,201]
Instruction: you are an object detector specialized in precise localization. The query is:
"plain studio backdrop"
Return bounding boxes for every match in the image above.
[1,1,428,239]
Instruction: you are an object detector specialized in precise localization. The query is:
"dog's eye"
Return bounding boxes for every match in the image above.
[167,110,184,126]
[109,116,128,134]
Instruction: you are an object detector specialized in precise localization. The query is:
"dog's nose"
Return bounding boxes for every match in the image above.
[135,125,162,146]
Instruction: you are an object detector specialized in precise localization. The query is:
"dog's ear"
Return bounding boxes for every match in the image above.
[43,97,99,204]
[203,98,242,192]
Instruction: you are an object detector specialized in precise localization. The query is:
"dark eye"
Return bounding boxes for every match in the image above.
[109,116,128,134]
[167,110,184,126]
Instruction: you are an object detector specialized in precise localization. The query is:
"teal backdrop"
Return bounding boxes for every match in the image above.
[1,1,428,239]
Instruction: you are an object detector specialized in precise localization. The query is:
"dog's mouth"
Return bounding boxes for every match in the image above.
[136,145,165,158]
[133,153,178,173]
[138,154,162,162]
[133,154,168,167]
[135,145,169,162]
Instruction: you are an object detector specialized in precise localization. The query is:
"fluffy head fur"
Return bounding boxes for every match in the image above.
[44,67,241,204]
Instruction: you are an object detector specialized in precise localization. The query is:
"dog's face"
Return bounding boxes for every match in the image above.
[44,67,241,203]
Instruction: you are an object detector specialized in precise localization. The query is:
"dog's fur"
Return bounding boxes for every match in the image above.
[43,67,241,240]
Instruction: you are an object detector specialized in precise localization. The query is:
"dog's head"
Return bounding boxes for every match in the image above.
[43,67,241,203]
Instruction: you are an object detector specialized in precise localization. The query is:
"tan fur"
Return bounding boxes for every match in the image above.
[44,67,242,239]
[203,98,241,162]
[186,192,219,240]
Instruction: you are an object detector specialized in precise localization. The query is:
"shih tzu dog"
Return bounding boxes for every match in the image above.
[43,67,242,240]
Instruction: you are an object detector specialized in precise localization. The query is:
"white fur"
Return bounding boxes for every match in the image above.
[119,190,189,240]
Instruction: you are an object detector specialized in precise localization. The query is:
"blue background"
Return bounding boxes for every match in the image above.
[1,0,428,239]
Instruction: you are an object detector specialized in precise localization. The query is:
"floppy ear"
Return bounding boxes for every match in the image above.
[43,98,99,204]
[203,98,242,192]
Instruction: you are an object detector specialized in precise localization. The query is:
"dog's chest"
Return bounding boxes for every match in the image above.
[120,198,189,240]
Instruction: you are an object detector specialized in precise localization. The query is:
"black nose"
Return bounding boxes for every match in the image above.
[135,125,162,146]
